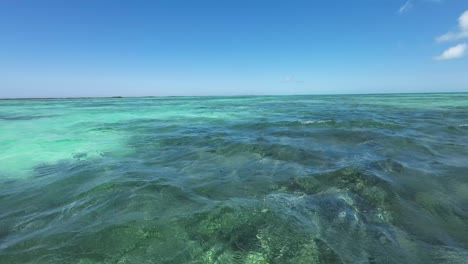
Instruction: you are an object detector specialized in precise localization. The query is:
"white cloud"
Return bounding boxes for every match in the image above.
[460,10,468,31]
[281,75,303,84]
[436,10,468,42]
[398,0,413,14]
[397,0,443,15]
[436,31,468,42]
[434,43,467,60]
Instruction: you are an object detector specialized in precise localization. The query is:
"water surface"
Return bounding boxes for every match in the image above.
[1,94,467,263]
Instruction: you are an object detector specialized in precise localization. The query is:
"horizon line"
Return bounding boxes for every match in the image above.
[1,91,467,100]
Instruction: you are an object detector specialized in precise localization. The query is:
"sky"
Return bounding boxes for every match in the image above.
[0,0,467,98]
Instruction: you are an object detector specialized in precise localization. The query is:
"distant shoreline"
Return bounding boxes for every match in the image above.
[0,91,467,101]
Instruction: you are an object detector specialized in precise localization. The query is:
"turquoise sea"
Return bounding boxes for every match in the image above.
[0,94,467,263]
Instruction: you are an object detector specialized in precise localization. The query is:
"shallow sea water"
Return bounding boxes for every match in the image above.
[0,94,467,263]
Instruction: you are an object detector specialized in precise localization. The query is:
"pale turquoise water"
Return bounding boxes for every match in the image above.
[0,94,467,263]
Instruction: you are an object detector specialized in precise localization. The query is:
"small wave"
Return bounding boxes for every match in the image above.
[0,114,56,121]
[300,120,334,125]
[459,124,468,127]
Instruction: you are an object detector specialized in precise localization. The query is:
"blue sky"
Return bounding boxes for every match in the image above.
[0,0,467,98]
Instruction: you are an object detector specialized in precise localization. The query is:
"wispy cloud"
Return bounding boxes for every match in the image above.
[281,75,303,84]
[434,43,467,60]
[397,0,443,15]
[398,0,413,14]
[436,10,468,42]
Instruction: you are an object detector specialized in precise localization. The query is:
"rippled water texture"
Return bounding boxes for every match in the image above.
[1,94,468,263]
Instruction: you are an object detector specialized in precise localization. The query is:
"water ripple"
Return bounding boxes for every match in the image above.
[1,94,468,263]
